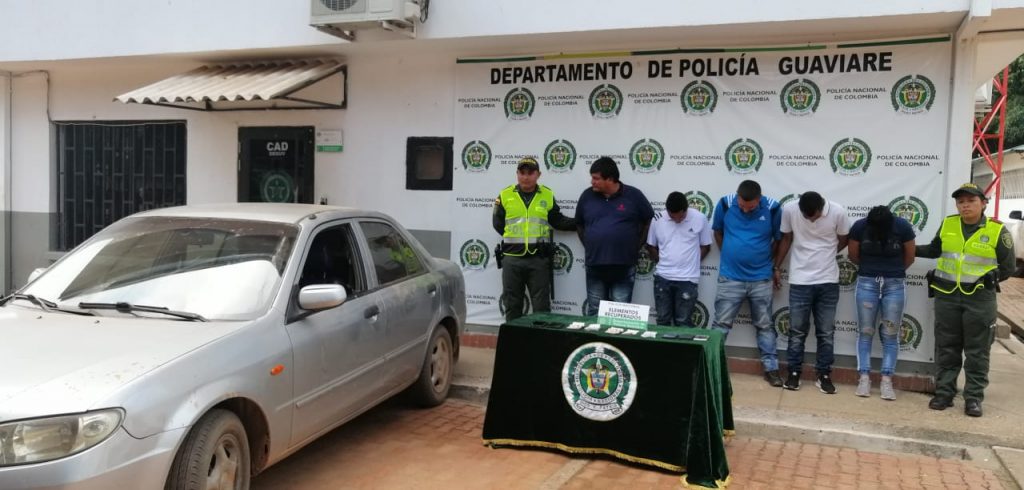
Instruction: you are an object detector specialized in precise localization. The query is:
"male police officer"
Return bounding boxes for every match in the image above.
[916,183,1015,417]
[493,157,576,322]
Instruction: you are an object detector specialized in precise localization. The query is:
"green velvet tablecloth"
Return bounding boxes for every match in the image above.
[481,313,733,488]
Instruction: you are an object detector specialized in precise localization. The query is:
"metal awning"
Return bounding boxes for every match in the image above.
[115,59,346,111]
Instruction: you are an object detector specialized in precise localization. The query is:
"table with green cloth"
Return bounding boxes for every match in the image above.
[481,313,733,488]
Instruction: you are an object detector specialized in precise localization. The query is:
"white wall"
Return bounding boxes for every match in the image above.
[3,52,457,233]
[0,0,1001,63]
[4,21,1023,243]
[10,72,50,213]
[0,0,338,63]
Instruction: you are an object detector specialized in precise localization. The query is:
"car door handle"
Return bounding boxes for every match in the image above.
[364,306,380,319]
[428,286,437,296]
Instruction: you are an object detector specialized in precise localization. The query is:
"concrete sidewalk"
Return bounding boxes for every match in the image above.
[453,277,1024,489]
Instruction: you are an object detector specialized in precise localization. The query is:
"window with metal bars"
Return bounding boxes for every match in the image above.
[55,121,187,251]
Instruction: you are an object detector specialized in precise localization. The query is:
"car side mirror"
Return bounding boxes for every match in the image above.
[298,284,348,311]
[1010,210,1023,221]
[27,267,47,284]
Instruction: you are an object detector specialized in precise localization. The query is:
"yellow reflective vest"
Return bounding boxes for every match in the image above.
[932,215,1004,295]
[500,185,554,256]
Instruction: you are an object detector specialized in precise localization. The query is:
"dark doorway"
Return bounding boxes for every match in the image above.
[238,127,314,204]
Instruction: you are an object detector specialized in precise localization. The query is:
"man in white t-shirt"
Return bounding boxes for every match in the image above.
[646,192,713,326]
[774,191,851,394]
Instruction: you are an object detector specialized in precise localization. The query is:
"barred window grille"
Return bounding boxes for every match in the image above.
[56,121,187,251]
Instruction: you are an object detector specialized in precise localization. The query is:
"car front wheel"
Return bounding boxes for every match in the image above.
[166,409,251,490]
[409,326,454,407]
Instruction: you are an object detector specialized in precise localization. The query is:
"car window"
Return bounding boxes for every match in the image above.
[299,224,366,294]
[22,217,297,320]
[359,221,425,285]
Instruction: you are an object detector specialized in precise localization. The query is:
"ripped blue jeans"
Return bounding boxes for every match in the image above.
[855,276,905,376]
[653,275,699,327]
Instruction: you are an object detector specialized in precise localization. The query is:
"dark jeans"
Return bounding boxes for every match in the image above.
[584,265,636,316]
[653,275,699,326]
[501,255,551,322]
[786,283,839,375]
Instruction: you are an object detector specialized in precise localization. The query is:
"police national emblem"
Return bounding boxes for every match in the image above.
[629,138,665,173]
[681,80,718,115]
[780,78,821,116]
[773,307,792,338]
[544,139,577,173]
[685,191,715,220]
[589,84,623,118]
[635,247,655,279]
[552,243,574,275]
[724,138,764,175]
[503,87,536,120]
[461,141,492,172]
[888,196,929,232]
[837,255,859,291]
[690,301,710,328]
[891,75,935,114]
[562,342,638,421]
[459,239,490,270]
[829,138,872,176]
[899,314,923,352]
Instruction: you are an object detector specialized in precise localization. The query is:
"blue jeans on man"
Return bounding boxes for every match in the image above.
[653,275,698,326]
[786,283,839,375]
[855,276,904,376]
[584,265,636,316]
[712,277,778,371]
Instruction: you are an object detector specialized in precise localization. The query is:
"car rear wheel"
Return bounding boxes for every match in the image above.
[166,409,250,490]
[409,326,454,407]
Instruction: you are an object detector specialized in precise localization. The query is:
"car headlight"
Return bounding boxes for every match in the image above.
[0,409,123,466]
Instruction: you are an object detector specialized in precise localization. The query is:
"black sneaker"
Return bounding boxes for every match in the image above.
[764,370,784,387]
[783,371,801,390]
[815,374,837,394]
[928,395,954,411]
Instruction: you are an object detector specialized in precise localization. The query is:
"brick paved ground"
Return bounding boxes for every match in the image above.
[998,277,1024,330]
[253,399,1007,489]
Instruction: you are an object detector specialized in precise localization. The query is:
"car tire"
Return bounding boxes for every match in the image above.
[165,409,251,490]
[409,326,454,407]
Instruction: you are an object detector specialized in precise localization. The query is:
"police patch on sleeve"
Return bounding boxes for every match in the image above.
[561,342,637,421]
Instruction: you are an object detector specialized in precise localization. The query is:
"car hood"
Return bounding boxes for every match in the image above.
[0,306,248,421]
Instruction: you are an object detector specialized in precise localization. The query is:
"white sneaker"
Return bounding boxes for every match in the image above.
[880,376,896,401]
[855,374,871,397]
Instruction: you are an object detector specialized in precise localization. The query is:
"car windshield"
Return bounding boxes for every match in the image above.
[21,216,298,321]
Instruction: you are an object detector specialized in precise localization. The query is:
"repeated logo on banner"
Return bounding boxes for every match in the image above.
[453,39,951,363]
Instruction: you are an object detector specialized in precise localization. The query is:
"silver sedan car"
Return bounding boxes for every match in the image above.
[0,204,466,489]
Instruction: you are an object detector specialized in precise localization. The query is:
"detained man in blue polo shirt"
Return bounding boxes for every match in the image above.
[575,157,655,316]
[711,180,784,387]
[646,192,712,326]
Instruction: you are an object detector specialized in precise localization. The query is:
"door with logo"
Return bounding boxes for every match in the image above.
[239,127,314,203]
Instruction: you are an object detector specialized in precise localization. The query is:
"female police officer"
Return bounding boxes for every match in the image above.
[916,182,1015,417]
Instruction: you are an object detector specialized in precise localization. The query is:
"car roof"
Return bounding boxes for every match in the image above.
[131,203,392,225]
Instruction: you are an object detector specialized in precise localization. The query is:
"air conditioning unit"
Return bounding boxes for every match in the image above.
[310,0,420,30]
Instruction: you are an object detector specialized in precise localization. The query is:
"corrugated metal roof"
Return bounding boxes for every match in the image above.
[115,59,344,104]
